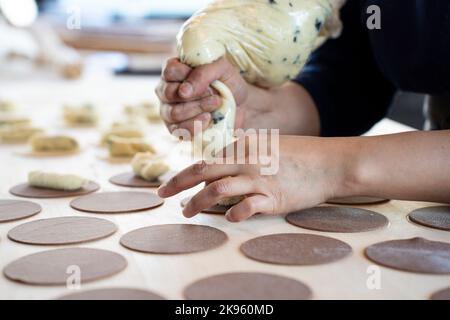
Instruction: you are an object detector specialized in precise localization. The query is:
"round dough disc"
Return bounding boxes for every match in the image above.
[9,181,100,199]
[327,196,389,205]
[120,224,227,254]
[240,233,352,266]
[109,172,162,188]
[184,272,312,300]
[4,248,127,285]
[70,191,164,214]
[8,217,117,245]
[286,206,388,233]
[431,288,450,300]
[365,237,450,274]
[408,206,450,231]
[181,197,230,214]
[57,288,165,300]
[0,199,41,223]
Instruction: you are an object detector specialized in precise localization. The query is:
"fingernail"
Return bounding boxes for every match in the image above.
[157,186,167,197]
[179,82,193,98]
[208,95,220,106]
[199,112,210,121]
[169,124,178,132]
[182,206,193,218]
[225,209,236,222]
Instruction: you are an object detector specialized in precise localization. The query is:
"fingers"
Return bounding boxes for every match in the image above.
[160,94,222,124]
[225,194,274,222]
[158,161,241,198]
[182,176,256,218]
[155,82,185,104]
[178,57,236,100]
[162,58,191,82]
[168,112,211,136]
[156,80,215,104]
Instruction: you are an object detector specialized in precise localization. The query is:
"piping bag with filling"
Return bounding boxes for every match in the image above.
[176,0,343,205]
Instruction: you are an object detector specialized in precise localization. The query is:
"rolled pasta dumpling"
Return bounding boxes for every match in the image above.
[124,101,162,123]
[0,125,43,143]
[131,152,170,181]
[100,124,144,146]
[28,171,87,191]
[63,103,98,126]
[30,134,78,152]
[107,136,156,158]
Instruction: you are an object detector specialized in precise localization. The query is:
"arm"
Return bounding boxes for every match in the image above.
[294,0,396,136]
[350,130,450,203]
[242,82,320,136]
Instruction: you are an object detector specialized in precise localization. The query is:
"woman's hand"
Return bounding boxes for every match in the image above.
[158,135,357,222]
[155,57,249,137]
[156,56,321,137]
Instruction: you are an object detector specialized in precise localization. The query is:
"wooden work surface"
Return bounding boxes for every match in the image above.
[0,68,449,300]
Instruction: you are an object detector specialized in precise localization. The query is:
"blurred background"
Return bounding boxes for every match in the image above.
[0,0,425,129]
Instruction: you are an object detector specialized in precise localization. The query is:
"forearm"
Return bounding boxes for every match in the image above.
[347,130,450,203]
[242,82,320,136]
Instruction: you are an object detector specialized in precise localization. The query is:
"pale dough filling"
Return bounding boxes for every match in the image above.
[200,80,237,156]
[177,0,335,87]
[177,0,337,206]
[131,152,170,181]
[28,171,87,191]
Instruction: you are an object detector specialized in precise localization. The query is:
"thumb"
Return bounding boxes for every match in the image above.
[178,57,234,99]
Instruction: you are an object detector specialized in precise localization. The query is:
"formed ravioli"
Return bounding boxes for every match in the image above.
[131,152,169,181]
[101,124,144,146]
[124,101,161,122]
[30,134,78,152]
[63,103,98,126]
[107,136,156,158]
[0,125,44,143]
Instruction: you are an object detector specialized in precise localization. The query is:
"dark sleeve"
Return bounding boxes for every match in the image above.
[293,0,396,137]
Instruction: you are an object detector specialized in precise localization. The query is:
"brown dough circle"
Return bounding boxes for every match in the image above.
[240,233,352,266]
[181,196,229,214]
[0,199,41,222]
[365,237,450,274]
[408,206,450,231]
[286,206,388,233]
[57,287,165,300]
[9,181,100,199]
[8,217,117,245]
[184,272,312,300]
[120,224,227,254]
[70,191,164,214]
[327,196,389,205]
[3,248,127,285]
[430,287,450,300]
[109,172,162,188]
